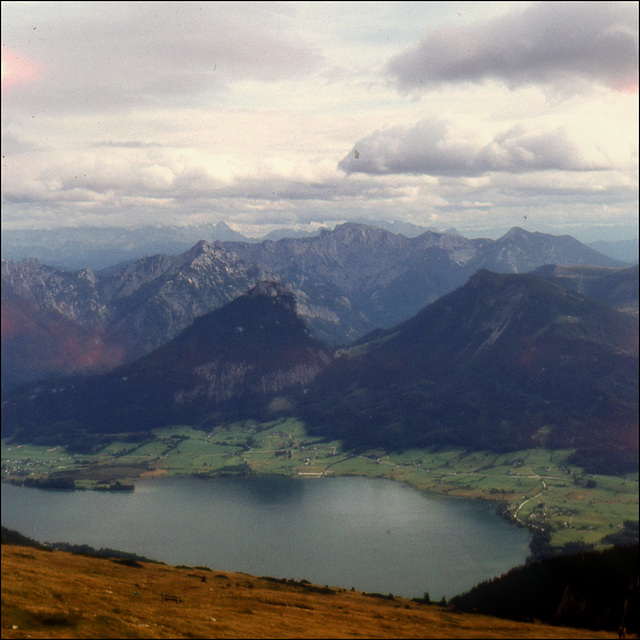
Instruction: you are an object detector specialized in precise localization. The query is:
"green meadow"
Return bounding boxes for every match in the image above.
[2,418,638,552]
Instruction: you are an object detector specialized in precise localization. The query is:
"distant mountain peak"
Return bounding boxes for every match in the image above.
[331,222,389,235]
[501,226,531,240]
[188,238,216,254]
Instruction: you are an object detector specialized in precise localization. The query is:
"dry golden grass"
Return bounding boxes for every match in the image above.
[1,545,618,639]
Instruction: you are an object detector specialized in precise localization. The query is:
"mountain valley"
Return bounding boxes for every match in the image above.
[1,222,638,561]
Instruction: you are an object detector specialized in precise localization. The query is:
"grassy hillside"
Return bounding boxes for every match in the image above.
[1,544,620,639]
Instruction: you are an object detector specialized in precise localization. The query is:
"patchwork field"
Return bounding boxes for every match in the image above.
[2,419,638,552]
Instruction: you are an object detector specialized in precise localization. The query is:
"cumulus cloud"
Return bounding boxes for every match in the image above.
[338,116,632,176]
[387,1,639,93]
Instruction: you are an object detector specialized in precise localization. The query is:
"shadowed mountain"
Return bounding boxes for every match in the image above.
[464,227,624,274]
[1,244,270,382]
[1,282,332,448]
[300,270,638,467]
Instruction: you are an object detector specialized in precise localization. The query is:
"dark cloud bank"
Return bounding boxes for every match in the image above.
[387,1,638,92]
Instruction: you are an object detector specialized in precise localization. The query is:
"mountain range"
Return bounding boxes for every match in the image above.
[2,268,637,471]
[1,224,629,390]
[1,281,330,448]
[1,243,270,389]
[3,221,638,271]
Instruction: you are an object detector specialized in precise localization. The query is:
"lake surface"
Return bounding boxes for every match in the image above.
[1,475,530,599]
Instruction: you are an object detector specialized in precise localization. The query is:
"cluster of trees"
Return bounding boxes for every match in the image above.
[568,447,639,475]
[603,521,640,547]
[451,544,639,634]
[1,526,160,564]
[18,476,77,490]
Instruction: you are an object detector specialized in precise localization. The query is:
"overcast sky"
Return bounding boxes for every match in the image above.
[1,1,638,241]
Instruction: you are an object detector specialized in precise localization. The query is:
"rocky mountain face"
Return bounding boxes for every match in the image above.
[1,258,107,326]
[1,244,271,385]
[300,270,638,467]
[1,224,626,389]
[465,227,623,274]
[220,223,624,340]
[1,282,332,447]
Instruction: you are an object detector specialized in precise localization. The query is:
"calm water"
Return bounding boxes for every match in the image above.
[1,475,530,599]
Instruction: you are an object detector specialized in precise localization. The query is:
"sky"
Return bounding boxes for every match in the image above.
[1,1,638,242]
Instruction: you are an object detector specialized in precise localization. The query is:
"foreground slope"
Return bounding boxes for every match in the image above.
[1,544,618,639]
[301,270,638,465]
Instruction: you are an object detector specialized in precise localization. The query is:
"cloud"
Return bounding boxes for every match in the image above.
[1,2,322,113]
[338,116,633,176]
[387,1,639,93]
[1,2,637,242]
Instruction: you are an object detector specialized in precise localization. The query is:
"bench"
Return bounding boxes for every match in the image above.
[161,594,182,603]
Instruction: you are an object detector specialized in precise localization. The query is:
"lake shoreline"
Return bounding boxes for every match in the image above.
[1,473,532,600]
[3,424,637,556]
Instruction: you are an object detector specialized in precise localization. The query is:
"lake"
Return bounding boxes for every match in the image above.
[1,474,530,599]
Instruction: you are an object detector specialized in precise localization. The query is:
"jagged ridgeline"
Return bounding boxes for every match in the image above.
[3,224,631,391]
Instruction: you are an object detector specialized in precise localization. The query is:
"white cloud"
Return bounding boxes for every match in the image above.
[1,2,321,113]
[339,115,634,176]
